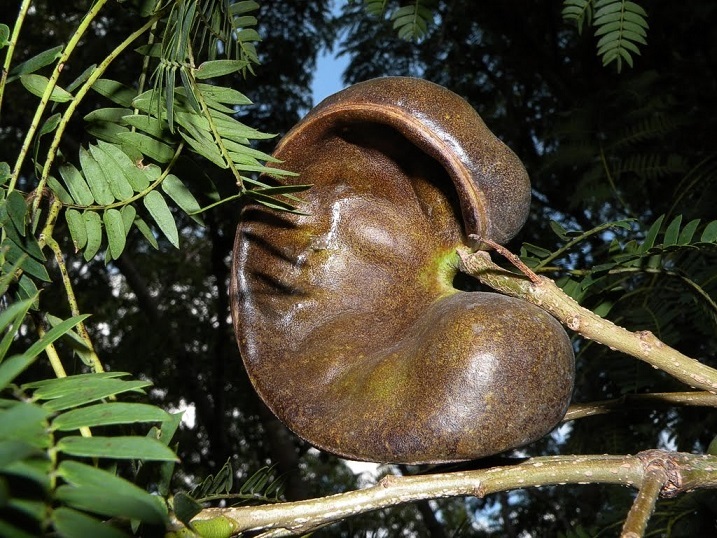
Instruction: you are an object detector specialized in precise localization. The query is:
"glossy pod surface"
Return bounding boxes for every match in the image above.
[231,77,575,463]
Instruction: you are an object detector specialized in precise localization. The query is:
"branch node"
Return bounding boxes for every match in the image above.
[637,449,683,497]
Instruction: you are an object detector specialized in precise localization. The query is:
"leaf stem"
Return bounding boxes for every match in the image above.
[9,0,111,194]
[0,0,32,118]
[35,9,167,215]
[40,198,104,374]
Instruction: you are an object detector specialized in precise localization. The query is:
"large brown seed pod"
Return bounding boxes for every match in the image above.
[231,77,575,464]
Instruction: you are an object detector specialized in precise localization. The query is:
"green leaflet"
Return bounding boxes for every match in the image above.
[161,174,203,224]
[57,461,167,523]
[0,24,9,48]
[56,436,178,462]
[103,208,126,259]
[65,63,96,93]
[195,59,250,79]
[79,147,113,205]
[0,402,51,448]
[0,315,89,390]
[116,131,175,163]
[97,140,151,191]
[122,113,170,140]
[85,120,130,147]
[0,298,34,358]
[663,214,682,247]
[84,107,133,124]
[47,176,73,205]
[83,210,102,261]
[0,161,11,184]
[8,45,63,81]
[19,74,73,102]
[144,190,179,248]
[677,219,701,245]
[51,508,129,538]
[0,356,36,392]
[65,209,87,251]
[35,378,151,411]
[120,205,136,233]
[23,371,131,389]
[52,402,171,431]
[59,163,94,206]
[91,78,137,108]
[1,239,51,281]
[188,83,252,105]
[134,215,159,249]
[701,221,717,243]
[6,190,27,237]
[89,144,134,201]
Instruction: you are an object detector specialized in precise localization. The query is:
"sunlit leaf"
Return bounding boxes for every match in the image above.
[116,131,175,163]
[65,209,87,251]
[79,147,114,205]
[59,163,94,206]
[53,403,171,431]
[161,174,203,224]
[90,143,134,200]
[57,436,178,461]
[20,74,73,102]
[144,190,179,248]
[103,209,126,259]
[83,210,103,261]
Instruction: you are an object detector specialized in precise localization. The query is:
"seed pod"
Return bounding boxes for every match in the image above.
[231,77,574,464]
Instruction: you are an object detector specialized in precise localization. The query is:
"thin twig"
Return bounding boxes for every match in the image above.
[564,391,717,421]
[181,451,717,537]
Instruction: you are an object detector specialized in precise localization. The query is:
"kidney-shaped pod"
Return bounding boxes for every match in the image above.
[231,77,574,464]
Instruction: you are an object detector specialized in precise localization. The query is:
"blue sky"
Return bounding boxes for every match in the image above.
[311,47,349,105]
[310,1,350,106]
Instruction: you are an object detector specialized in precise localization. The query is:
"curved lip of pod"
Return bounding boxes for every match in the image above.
[272,76,531,245]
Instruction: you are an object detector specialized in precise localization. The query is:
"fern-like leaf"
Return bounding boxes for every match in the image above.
[593,0,649,72]
[562,0,594,35]
[364,0,390,17]
[390,1,433,42]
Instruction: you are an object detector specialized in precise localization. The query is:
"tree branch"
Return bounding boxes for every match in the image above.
[178,450,717,537]
[456,248,717,394]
